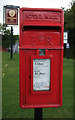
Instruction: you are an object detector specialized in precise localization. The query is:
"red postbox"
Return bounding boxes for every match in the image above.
[19,8,64,109]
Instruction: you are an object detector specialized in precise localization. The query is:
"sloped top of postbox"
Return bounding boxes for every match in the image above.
[20,8,64,27]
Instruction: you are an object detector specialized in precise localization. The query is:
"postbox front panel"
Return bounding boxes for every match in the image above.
[21,27,61,48]
[19,8,64,108]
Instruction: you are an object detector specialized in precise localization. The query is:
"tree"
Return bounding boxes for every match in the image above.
[62,1,75,58]
[2,24,11,48]
[1,24,19,48]
[64,1,75,30]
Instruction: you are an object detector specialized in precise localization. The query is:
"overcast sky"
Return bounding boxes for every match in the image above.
[0,0,72,35]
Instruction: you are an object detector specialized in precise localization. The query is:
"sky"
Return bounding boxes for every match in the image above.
[0,0,72,35]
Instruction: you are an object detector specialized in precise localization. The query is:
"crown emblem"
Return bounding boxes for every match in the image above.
[9,10,15,17]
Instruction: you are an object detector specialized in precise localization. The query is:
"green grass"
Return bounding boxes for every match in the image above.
[2,52,73,119]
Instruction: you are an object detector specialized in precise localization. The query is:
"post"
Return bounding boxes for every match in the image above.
[34,108,42,120]
[66,43,69,59]
[67,47,69,59]
[11,26,13,59]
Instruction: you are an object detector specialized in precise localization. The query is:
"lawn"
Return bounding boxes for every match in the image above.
[2,52,73,119]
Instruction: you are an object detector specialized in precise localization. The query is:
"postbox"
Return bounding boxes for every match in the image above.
[19,8,64,109]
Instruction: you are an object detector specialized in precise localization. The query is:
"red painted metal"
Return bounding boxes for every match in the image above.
[19,8,64,109]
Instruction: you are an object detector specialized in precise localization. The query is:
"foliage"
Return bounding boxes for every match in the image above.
[2,34,19,48]
[63,1,75,59]
[13,35,19,45]
[64,1,75,30]
[2,34,11,48]
[62,1,75,30]
[0,23,19,48]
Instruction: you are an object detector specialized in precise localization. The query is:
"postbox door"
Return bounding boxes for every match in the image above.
[25,49,60,105]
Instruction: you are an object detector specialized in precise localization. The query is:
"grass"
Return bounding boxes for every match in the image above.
[2,52,73,119]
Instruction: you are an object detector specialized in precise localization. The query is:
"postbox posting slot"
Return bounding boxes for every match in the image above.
[22,26,61,32]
